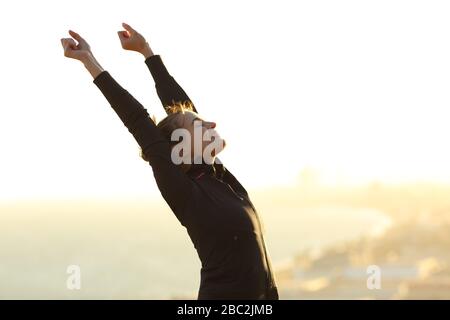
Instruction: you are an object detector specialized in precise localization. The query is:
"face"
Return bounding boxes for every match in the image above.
[173,111,226,163]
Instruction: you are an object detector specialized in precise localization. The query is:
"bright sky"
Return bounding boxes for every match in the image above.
[1,0,450,201]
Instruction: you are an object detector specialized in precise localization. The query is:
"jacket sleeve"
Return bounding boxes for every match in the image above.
[145,55,198,114]
[93,70,194,227]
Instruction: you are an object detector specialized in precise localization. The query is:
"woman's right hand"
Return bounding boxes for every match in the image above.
[118,22,154,58]
[60,30,93,62]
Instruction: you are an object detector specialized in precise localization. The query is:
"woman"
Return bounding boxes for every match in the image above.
[60,23,279,300]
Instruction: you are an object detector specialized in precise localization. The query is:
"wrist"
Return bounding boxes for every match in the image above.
[141,43,154,59]
[83,54,104,79]
[81,53,97,65]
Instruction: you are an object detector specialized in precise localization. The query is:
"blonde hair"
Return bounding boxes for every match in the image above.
[140,101,195,162]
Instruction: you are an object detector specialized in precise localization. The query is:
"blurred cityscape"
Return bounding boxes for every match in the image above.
[273,171,450,299]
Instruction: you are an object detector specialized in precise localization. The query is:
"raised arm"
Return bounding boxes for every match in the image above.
[61,30,195,227]
[145,54,197,114]
[117,23,198,114]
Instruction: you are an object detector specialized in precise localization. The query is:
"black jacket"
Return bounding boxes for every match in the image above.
[93,55,278,299]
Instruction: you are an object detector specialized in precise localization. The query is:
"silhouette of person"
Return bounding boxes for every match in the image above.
[60,23,278,300]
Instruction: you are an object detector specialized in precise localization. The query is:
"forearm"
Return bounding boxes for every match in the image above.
[83,54,104,79]
[93,70,150,130]
[144,55,197,113]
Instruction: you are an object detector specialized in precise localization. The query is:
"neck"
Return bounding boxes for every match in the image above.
[178,155,218,174]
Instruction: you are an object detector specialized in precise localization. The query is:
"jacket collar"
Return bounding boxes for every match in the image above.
[187,158,226,180]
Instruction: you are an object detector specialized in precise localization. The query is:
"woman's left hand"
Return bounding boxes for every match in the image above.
[117,22,153,58]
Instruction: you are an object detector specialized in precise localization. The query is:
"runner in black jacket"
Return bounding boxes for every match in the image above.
[60,23,279,300]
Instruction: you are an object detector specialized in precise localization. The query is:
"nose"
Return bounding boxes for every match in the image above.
[207,121,216,129]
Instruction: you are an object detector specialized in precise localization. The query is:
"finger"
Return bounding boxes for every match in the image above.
[68,30,81,40]
[69,30,87,45]
[122,22,136,34]
[117,30,130,41]
[61,39,78,58]
[61,38,76,50]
